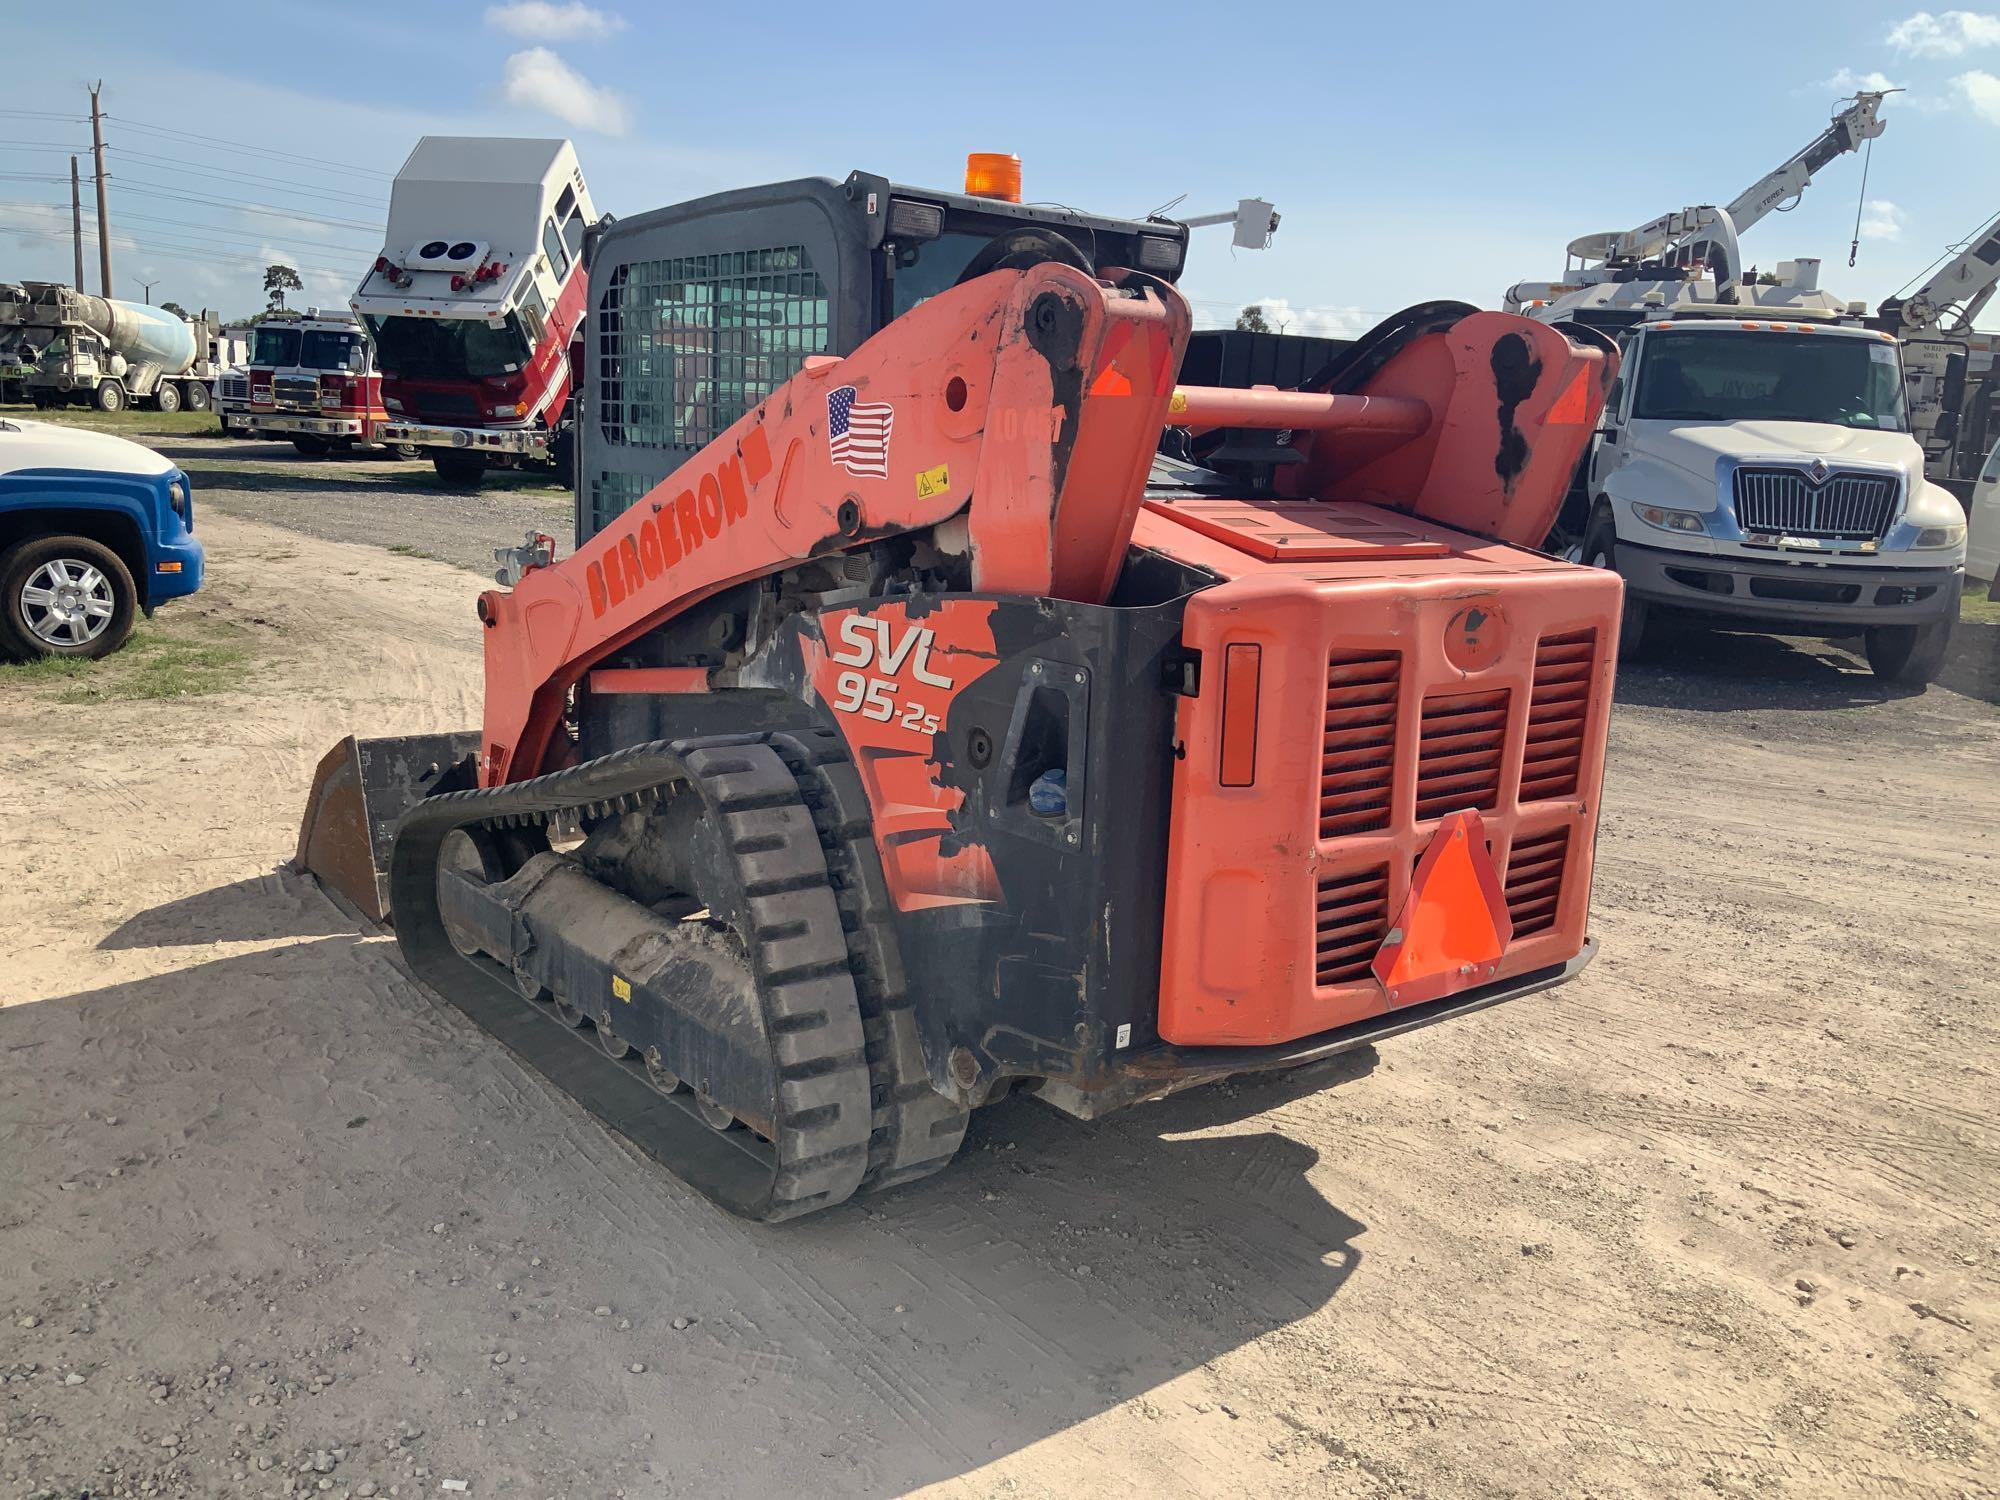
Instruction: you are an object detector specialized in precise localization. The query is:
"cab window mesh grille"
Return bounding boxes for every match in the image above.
[596,247,829,452]
[587,471,651,538]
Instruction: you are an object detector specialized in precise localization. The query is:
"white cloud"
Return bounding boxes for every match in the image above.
[485,2,625,41]
[1239,298,1377,339]
[1887,9,2000,55]
[1955,67,2000,119]
[1818,67,1905,92]
[1859,200,1907,241]
[500,47,630,135]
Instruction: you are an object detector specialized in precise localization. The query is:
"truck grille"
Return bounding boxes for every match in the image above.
[273,374,319,411]
[1415,689,1509,820]
[408,391,483,422]
[218,374,247,401]
[1522,630,1596,802]
[1321,650,1400,838]
[1733,467,1898,541]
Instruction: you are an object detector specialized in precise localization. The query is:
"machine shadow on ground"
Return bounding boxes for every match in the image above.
[95,873,363,950]
[8,877,1374,1493]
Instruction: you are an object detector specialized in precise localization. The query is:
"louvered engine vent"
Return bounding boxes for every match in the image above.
[1505,828,1569,938]
[1321,650,1401,838]
[1415,689,1509,820]
[1522,629,1595,802]
[1315,864,1392,986]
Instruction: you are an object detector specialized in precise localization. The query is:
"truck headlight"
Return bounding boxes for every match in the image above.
[383,396,403,412]
[167,480,186,513]
[1914,522,1966,549]
[1635,503,1707,535]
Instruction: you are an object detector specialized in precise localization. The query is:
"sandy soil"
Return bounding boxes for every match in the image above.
[1,508,1994,1500]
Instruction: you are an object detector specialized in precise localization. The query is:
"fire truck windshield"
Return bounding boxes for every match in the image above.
[300,330,365,371]
[363,313,533,380]
[251,327,301,366]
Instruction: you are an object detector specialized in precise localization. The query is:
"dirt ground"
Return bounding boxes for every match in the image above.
[1,504,1995,1500]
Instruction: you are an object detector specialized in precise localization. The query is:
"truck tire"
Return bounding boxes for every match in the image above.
[153,382,183,414]
[95,381,127,414]
[183,381,211,412]
[1583,508,1649,661]
[432,452,487,488]
[1865,616,1953,686]
[0,534,137,660]
[292,436,331,458]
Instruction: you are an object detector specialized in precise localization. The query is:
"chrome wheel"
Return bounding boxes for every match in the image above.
[20,558,115,647]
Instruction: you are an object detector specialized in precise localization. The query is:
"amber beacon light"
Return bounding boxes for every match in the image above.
[964,153,1023,203]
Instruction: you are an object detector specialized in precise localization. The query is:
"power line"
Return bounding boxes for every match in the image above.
[109,179,383,233]
[0,109,88,122]
[11,224,359,282]
[6,206,371,264]
[107,114,394,181]
[106,145,387,209]
[0,200,374,253]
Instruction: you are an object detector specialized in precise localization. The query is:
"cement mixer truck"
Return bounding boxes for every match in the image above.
[0,282,219,414]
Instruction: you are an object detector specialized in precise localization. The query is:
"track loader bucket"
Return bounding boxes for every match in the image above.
[295,732,479,923]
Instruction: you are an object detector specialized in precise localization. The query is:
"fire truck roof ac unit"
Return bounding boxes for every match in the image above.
[405,239,491,273]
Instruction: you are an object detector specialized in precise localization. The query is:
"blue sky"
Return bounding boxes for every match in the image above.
[2,1,1991,331]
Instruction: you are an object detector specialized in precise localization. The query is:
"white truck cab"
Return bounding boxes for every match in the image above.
[1580,305,1966,684]
[1968,437,2000,589]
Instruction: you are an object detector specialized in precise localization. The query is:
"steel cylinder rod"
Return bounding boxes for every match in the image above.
[1166,384,1431,438]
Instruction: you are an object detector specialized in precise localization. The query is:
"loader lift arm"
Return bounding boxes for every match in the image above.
[478,261,1192,788]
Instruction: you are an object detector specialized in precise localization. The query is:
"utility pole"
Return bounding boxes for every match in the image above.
[69,156,85,291]
[88,82,112,298]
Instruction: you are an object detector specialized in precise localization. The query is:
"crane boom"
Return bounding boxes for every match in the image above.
[1598,91,1888,264]
[1720,90,1889,239]
[1879,210,2000,334]
[1506,94,1889,315]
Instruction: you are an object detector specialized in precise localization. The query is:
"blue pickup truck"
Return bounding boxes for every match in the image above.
[0,417,204,659]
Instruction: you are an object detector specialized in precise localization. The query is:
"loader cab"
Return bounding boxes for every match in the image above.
[578,170,1191,541]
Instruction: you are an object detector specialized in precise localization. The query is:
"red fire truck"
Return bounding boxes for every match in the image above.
[351,137,594,487]
[233,311,395,456]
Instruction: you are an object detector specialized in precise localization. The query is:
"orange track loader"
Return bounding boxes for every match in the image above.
[300,168,1621,1220]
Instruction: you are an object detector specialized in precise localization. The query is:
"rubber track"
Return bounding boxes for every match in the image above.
[390,735,874,1222]
[768,730,970,1193]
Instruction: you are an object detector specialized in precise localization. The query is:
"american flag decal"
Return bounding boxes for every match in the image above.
[827,385,893,479]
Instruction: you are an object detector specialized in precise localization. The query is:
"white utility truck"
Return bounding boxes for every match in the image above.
[1507,93,1968,686]
[1876,209,2000,500]
[1575,305,1964,684]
